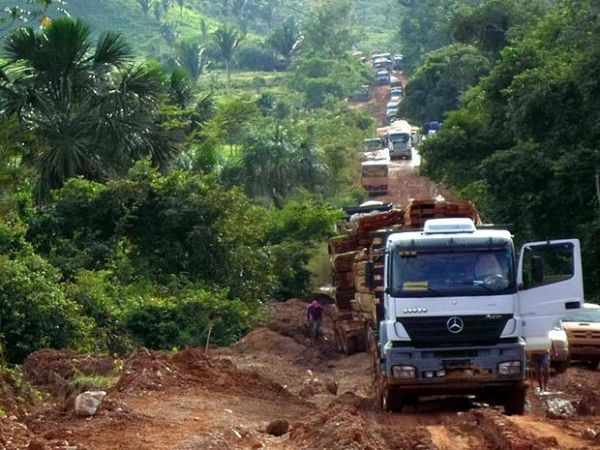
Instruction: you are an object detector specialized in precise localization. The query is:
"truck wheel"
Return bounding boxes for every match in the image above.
[503,388,526,415]
[553,360,570,374]
[344,337,357,355]
[381,386,403,412]
[585,359,599,370]
[355,334,366,353]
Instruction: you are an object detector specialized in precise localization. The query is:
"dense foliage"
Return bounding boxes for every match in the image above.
[411,0,600,299]
[0,0,374,362]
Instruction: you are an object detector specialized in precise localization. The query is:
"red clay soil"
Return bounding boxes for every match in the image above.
[2,301,600,450]
[23,349,115,385]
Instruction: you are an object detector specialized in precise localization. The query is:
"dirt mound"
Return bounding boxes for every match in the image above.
[116,347,305,404]
[0,367,40,415]
[263,299,340,364]
[263,298,312,341]
[289,405,389,450]
[23,349,115,385]
[232,328,305,358]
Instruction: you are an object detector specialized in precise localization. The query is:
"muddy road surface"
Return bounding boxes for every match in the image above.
[3,300,600,450]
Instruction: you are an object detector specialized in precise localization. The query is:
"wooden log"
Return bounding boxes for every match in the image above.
[332,251,359,272]
[329,235,358,254]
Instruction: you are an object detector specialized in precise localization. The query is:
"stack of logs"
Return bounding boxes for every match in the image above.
[405,199,480,228]
[329,208,405,313]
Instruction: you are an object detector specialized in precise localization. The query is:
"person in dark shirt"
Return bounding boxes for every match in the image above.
[307,300,323,344]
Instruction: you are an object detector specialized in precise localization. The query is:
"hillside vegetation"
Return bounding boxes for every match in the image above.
[0,0,396,54]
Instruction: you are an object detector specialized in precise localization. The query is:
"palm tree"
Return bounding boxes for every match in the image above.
[177,39,208,83]
[0,18,181,201]
[267,17,301,66]
[212,23,243,87]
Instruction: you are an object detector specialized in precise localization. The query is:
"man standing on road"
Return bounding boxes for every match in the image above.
[307,300,323,345]
[532,349,551,393]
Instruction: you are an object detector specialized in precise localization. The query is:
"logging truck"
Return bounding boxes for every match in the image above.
[330,199,584,414]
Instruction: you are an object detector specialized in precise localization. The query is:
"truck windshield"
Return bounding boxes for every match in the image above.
[389,248,516,297]
[389,134,409,144]
[362,165,388,177]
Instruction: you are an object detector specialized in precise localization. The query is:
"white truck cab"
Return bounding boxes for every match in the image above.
[375,218,583,413]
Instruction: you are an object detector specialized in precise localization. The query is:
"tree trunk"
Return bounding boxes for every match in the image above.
[225,60,231,88]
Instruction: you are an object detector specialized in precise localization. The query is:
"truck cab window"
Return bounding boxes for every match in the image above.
[390,247,516,297]
[522,243,574,289]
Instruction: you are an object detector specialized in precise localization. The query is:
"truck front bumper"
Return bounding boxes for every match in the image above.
[382,341,526,394]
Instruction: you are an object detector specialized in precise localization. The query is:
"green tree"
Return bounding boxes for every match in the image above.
[175,0,185,26]
[0,244,91,363]
[0,18,182,200]
[451,0,555,58]
[401,44,490,122]
[267,17,300,66]
[419,1,600,298]
[211,23,243,86]
[300,0,358,58]
[289,55,369,108]
[236,120,327,205]
[396,0,458,69]
[0,0,68,36]
[176,38,208,83]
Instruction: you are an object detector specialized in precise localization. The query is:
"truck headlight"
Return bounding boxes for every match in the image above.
[392,365,416,378]
[498,361,521,375]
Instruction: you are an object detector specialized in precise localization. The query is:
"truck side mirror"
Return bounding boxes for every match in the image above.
[531,255,544,285]
[365,261,374,289]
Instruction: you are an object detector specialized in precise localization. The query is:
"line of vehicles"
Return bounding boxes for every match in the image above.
[331,48,596,416]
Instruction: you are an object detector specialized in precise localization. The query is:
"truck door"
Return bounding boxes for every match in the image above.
[517,239,583,351]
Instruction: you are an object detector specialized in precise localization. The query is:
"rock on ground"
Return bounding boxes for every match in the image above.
[74,391,107,416]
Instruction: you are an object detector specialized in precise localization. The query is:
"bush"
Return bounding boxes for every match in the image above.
[0,252,92,363]
[124,288,251,349]
[65,270,133,355]
[236,44,280,71]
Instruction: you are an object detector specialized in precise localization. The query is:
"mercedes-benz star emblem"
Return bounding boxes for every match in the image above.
[447,316,464,334]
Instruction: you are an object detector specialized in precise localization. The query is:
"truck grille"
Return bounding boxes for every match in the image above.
[567,330,600,340]
[398,315,512,347]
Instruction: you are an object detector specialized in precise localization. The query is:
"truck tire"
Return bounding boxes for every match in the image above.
[503,388,526,415]
[553,360,569,374]
[343,336,357,355]
[380,385,403,412]
[585,359,599,370]
[354,334,366,353]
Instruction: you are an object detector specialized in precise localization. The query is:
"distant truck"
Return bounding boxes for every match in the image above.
[350,84,371,102]
[360,159,389,196]
[362,138,385,153]
[392,54,404,71]
[386,120,412,159]
[329,199,585,415]
[423,121,441,135]
[375,70,391,85]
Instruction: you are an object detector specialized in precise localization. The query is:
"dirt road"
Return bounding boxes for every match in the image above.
[5,300,599,450]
